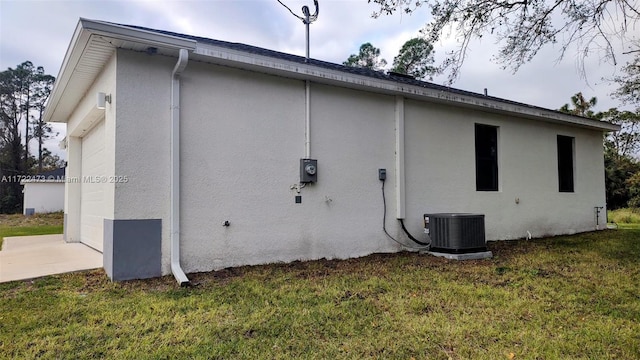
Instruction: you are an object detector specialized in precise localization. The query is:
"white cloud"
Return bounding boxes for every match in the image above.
[377,28,423,67]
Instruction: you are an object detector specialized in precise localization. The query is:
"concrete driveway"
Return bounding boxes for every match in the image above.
[0,234,102,283]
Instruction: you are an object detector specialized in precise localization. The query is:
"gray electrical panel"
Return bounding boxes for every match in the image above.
[300,159,317,183]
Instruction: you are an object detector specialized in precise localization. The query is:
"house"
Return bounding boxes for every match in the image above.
[21,168,65,215]
[43,19,618,283]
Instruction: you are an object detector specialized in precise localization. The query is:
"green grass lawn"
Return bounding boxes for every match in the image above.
[0,212,63,249]
[1,229,639,359]
[617,223,640,230]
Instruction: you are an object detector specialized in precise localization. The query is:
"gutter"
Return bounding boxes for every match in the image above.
[193,44,619,132]
[171,48,190,286]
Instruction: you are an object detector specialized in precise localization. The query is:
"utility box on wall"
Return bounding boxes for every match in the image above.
[424,213,486,253]
[300,159,317,183]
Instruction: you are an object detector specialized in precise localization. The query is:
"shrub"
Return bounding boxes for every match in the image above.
[608,208,640,224]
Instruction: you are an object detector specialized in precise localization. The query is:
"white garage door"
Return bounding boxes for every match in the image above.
[80,120,106,252]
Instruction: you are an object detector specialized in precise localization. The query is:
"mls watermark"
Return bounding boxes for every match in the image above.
[1,175,129,183]
[66,176,129,184]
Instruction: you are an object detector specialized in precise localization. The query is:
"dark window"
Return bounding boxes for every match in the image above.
[557,135,574,192]
[475,124,498,191]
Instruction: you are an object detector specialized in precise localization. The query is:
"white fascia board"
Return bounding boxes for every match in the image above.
[80,18,197,51]
[43,20,92,123]
[44,19,197,123]
[193,43,619,132]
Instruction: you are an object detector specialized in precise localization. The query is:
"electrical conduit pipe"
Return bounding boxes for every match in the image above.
[395,96,405,219]
[395,95,429,246]
[171,49,190,286]
[305,80,311,158]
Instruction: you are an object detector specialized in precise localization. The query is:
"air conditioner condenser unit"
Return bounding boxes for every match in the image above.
[424,213,487,254]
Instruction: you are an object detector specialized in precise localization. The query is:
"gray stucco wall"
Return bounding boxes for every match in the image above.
[104,219,161,281]
[112,49,608,277]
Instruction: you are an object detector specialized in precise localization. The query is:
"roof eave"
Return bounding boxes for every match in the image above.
[191,43,619,132]
[43,20,90,123]
[80,18,197,52]
[44,19,197,124]
[44,19,619,133]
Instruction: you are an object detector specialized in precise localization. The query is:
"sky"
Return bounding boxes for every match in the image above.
[0,0,636,160]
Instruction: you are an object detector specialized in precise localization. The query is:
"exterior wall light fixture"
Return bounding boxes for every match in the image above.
[97,92,111,109]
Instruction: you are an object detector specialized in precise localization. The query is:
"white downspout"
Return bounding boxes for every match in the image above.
[171,48,190,286]
[305,80,311,158]
[395,96,406,219]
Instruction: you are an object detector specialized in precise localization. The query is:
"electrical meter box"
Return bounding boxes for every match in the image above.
[300,159,317,183]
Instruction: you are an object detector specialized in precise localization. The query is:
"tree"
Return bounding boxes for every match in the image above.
[601,108,640,159]
[0,62,55,213]
[626,170,640,208]
[558,92,640,209]
[391,37,437,80]
[35,148,66,172]
[605,150,640,209]
[559,92,598,118]
[343,43,387,71]
[13,62,39,166]
[607,54,640,207]
[31,73,56,172]
[0,67,28,213]
[613,54,640,106]
[600,108,640,209]
[370,0,640,82]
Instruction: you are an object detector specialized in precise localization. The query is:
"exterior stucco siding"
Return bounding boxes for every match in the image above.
[64,53,117,245]
[23,182,65,214]
[178,63,401,273]
[114,51,173,272]
[104,219,162,280]
[112,50,607,277]
[403,100,606,240]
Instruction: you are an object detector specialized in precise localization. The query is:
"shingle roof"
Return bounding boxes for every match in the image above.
[38,167,65,179]
[113,22,603,122]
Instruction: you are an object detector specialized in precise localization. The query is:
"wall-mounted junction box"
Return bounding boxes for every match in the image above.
[378,168,386,181]
[300,159,317,183]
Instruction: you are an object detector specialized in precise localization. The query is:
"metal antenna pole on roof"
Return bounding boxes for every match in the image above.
[277,0,319,62]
